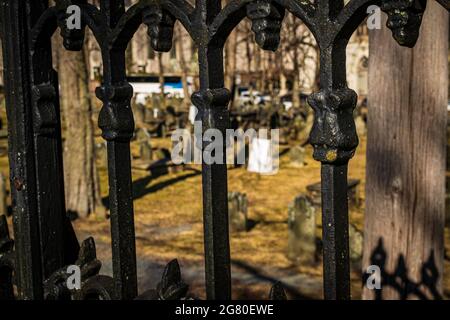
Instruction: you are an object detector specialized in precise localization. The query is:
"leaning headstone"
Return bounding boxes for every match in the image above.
[306,179,360,208]
[140,140,153,162]
[135,127,151,142]
[349,223,363,265]
[134,103,146,124]
[297,113,314,144]
[287,195,316,265]
[226,136,248,168]
[228,192,248,232]
[288,145,306,167]
[0,174,7,216]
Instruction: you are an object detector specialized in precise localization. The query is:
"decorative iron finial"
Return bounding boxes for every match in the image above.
[143,5,175,52]
[246,0,285,51]
[96,84,135,142]
[55,0,86,51]
[307,88,358,164]
[381,0,427,48]
[156,259,189,300]
[191,88,231,133]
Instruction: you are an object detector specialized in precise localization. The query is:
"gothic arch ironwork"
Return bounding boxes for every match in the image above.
[0,0,444,300]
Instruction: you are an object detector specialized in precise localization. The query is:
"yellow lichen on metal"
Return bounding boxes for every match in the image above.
[326,150,338,162]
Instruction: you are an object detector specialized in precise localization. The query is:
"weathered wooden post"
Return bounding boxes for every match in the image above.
[363,1,447,299]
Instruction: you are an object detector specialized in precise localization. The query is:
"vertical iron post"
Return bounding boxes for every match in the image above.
[97,0,138,300]
[194,0,232,300]
[0,0,44,299]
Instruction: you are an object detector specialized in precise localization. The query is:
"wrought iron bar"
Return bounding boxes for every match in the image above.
[97,0,138,300]
[437,0,450,11]
[29,0,80,279]
[320,164,350,299]
[0,0,44,299]
[305,1,356,300]
[194,0,232,300]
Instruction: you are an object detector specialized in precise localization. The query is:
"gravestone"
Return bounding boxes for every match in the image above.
[349,223,363,265]
[288,145,306,168]
[0,173,7,216]
[134,103,146,124]
[228,192,248,232]
[135,127,151,142]
[140,140,153,162]
[297,113,314,144]
[247,138,277,175]
[227,136,248,168]
[287,195,316,266]
[165,106,178,131]
[306,179,360,208]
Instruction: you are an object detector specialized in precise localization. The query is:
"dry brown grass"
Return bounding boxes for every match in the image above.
[74,135,368,298]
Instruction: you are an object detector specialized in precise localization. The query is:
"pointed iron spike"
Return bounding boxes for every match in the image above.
[160,259,182,288]
[156,259,189,300]
[269,282,287,300]
[76,237,97,265]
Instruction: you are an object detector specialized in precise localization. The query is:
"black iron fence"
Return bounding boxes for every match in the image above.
[0,0,443,300]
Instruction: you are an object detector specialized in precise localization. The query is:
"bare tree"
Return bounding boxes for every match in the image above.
[280,13,317,107]
[55,32,105,219]
[175,24,192,111]
[158,52,166,107]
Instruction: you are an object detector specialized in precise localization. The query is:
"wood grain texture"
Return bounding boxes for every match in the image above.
[363,1,448,300]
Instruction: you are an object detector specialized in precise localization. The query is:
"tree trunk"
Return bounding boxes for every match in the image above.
[225,29,238,100]
[126,41,134,74]
[175,25,191,111]
[158,52,166,107]
[363,2,448,300]
[58,42,104,219]
[292,46,301,109]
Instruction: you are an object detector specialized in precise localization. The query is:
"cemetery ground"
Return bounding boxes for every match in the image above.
[1,121,450,299]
